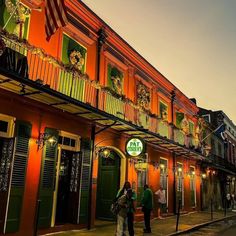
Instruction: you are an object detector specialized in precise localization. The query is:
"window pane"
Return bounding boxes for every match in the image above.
[0,120,8,133]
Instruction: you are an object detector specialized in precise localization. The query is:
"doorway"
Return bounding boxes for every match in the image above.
[160,158,168,212]
[56,150,75,224]
[55,149,81,225]
[176,162,184,209]
[96,150,120,220]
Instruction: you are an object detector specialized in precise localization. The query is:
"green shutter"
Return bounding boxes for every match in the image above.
[160,102,168,119]
[0,1,30,39]
[79,138,92,224]
[176,112,184,128]
[62,34,87,73]
[189,122,194,135]
[6,121,31,233]
[38,128,58,228]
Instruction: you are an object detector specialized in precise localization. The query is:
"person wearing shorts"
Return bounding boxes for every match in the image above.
[155,186,166,219]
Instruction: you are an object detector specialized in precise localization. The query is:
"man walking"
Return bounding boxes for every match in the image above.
[155,186,166,219]
[141,184,153,233]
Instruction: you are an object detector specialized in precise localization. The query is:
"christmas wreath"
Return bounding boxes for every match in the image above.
[69,50,85,71]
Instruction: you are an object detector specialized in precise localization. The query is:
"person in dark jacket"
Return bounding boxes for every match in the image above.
[141,184,153,233]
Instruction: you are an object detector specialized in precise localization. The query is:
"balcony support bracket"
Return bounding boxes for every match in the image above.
[95,121,117,135]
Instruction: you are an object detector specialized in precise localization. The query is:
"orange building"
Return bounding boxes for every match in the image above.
[0,1,208,235]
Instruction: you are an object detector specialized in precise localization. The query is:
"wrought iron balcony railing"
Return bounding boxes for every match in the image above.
[0,32,197,150]
[208,154,236,173]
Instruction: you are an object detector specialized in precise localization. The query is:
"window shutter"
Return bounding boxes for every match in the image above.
[38,127,58,228]
[6,121,31,233]
[79,138,92,224]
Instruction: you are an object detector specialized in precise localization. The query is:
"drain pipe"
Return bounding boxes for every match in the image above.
[95,28,107,108]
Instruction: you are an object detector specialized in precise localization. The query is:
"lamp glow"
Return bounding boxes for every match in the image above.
[160,164,165,169]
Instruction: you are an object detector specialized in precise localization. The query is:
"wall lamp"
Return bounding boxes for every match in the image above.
[95,146,111,159]
[178,167,182,172]
[201,173,207,179]
[36,132,58,149]
[160,164,165,169]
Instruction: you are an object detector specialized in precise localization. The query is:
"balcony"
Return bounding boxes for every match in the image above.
[0,32,195,153]
[157,120,170,139]
[174,128,185,146]
[208,154,236,174]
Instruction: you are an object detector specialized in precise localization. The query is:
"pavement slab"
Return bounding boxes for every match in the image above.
[41,211,236,236]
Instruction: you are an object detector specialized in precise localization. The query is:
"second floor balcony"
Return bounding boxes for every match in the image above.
[0,32,202,156]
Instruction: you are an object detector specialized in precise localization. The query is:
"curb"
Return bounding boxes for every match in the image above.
[167,214,236,236]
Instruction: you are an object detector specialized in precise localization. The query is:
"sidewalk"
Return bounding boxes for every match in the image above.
[41,211,236,236]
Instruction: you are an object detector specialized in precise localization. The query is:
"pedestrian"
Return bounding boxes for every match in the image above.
[115,191,128,236]
[111,181,131,215]
[127,188,135,236]
[155,186,166,219]
[226,193,231,209]
[231,194,235,209]
[117,181,131,198]
[141,184,153,233]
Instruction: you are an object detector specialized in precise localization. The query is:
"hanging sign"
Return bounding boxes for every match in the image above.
[134,162,148,171]
[126,137,144,157]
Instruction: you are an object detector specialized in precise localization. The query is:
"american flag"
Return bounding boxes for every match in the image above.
[45,0,68,40]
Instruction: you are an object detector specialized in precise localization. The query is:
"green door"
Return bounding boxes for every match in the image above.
[6,121,31,233]
[38,128,58,228]
[96,150,120,220]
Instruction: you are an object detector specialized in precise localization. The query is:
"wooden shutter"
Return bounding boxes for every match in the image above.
[78,138,92,224]
[38,128,58,228]
[6,121,31,233]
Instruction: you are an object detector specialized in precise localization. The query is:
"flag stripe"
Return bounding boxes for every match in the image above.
[47,1,59,29]
[45,0,68,40]
[61,0,68,23]
[45,8,54,33]
[53,0,66,26]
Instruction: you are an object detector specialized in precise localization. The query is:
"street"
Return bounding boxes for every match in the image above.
[219,224,236,236]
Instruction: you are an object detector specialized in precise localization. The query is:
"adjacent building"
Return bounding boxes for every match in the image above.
[199,108,236,210]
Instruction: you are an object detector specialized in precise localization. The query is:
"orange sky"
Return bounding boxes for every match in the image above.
[82,0,236,124]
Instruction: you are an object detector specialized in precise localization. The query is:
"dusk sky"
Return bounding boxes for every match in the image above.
[82,0,236,124]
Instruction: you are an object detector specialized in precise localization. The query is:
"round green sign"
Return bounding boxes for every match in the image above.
[126,138,144,157]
